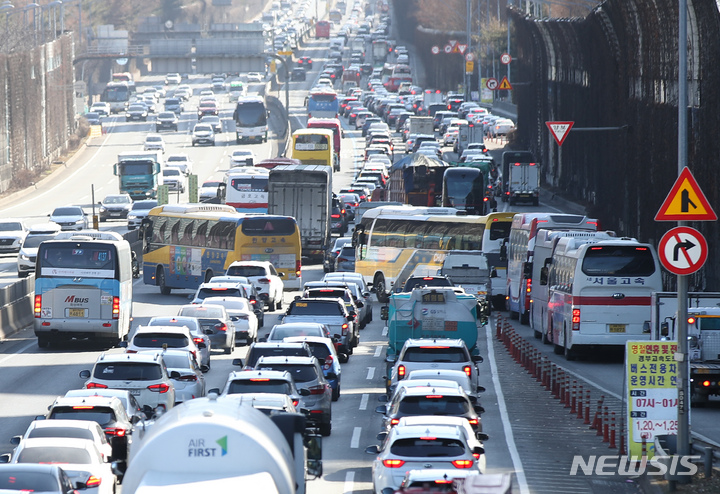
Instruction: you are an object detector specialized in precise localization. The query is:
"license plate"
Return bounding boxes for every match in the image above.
[68,308,87,318]
[128,389,141,396]
[110,212,121,216]
[609,324,626,333]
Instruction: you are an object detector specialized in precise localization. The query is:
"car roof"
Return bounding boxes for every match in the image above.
[389,424,467,440]
[395,379,463,393]
[198,281,244,289]
[256,355,319,365]
[399,386,466,398]
[224,393,296,409]
[403,338,467,348]
[148,316,200,326]
[26,419,103,431]
[272,322,327,330]
[133,325,191,335]
[15,437,100,451]
[94,352,163,364]
[283,335,335,346]
[51,395,124,409]
[407,369,471,380]
[228,369,293,381]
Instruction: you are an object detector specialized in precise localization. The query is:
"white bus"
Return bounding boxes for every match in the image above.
[225,167,270,213]
[506,213,598,322]
[545,237,662,359]
[529,230,617,342]
[33,231,133,348]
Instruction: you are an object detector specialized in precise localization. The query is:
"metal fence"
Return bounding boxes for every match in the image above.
[510,0,720,290]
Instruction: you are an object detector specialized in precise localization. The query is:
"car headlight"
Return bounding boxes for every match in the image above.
[75,218,85,224]
[99,206,107,212]
[20,253,29,261]
[127,213,138,219]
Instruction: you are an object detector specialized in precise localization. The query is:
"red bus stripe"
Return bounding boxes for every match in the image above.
[572,296,652,306]
[226,202,267,208]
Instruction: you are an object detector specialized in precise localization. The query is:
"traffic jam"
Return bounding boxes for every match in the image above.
[0,0,715,494]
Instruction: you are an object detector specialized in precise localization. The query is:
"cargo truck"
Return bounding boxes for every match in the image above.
[113,151,163,200]
[506,161,539,205]
[118,394,322,494]
[439,251,492,314]
[650,291,720,406]
[407,116,434,136]
[455,121,486,155]
[422,89,444,115]
[268,164,331,262]
[372,39,388,64]
[500,150,535,204]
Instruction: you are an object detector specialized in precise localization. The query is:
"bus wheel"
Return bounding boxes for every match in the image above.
[157,267,171,295]
[204,270,214,283]
[552,328,563,355]
[564,332,576,361]
[541,329,550,345]
[374,275,389,303]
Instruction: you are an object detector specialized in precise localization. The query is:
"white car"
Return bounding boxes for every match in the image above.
[138,349,206,404]
[199,180,224,202]
[10,419,113,462]
[147,315,212,370]
[160,167,186,192]
[6,437,116,494]
[17,222,61,277]
[165,73,182,85]
[247,72,264,82]
[229,149,256,167]
[191,123,215,146]
[203,296,258,345]
[49,206,88,231]
[143,133,165,153]
[0,218,27,254]
[165,154,193,175]
[90,102,110,117]
[365,423,483,494]
[406,368,484,403]
[127,199,158,230]
[226,260,285,311]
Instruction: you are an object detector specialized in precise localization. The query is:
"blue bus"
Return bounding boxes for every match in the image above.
[33,231,134,348]
[307,90,339,119]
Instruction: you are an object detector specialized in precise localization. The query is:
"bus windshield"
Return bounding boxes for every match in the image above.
[230,177,268,192]
[235,101,267,127]
[102,83,130,102]
[308,93,339,118]
[38,243,117,278]
[241,217,297,236]
[581,245,656,277]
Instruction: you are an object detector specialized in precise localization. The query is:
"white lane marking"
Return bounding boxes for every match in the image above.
[486,318,530,494]
[343,471,355,494]
[0,340,37,366]
[374,345,382,357]
[359,393,369,410]
[366,367,375,380]
[382,326,388,336]
[350,426,362,448]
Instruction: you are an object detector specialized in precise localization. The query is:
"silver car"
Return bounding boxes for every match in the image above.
[254,355,333,436]
[211,369,304,410]
[147,315,211,370]
[127,200,158,230]
[177,304,235,353]
[49,206,88,231]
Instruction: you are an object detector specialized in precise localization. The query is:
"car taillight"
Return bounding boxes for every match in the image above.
[398,365,406,379]
[463,365,472,378]
[177,374,198,382]
[86,476,101,487]
[323,355,334,371]
[34,295,41,318]
[148,383,171,393]
[86,382,108,389]
[215,323,227,332]
[105,427,126,437]
[249,299,257,305]
[331,214,340,218]
[308,384,327,395]
[473,453,481,459]
[467,418,479,426]
[383,459,405,468]
[193,337,204,344]
[341,323,349,335]
[572,308,581,331]
[292,399,299,407]
[452,459,474,468]
[112,297,120,319]
[390,418,400,426]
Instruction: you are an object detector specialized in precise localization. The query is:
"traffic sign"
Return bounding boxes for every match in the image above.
[448,39,458,49]
[501,53,512,64]
[486,78,499,90]
[431,45,440,55]
[654,167,718,221]
[465,61,474,74]
[658,226,708,275]
[498,76,512,90]
[458,44,468,54]
[545,121,574,146]
[278,51,293,56]
[465,53,474,62]
[444,45,453,54]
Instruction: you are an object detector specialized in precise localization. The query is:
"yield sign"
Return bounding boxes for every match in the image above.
[654,166,718,221]
[457,44,468,54]
[448,39,458,49]
[498,76,512,90]
[545,121,574,146]
[658,226,708,275]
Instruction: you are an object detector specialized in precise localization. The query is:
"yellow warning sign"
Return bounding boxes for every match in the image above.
[655,167,717,221]
[465,61,474,74]
[499,76,512,90]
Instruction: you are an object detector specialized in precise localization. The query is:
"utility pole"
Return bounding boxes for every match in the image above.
[465,0,471,100]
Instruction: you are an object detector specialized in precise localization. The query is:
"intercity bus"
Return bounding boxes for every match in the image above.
[225,167,270,213]
[475,211,515,309]
[233,96,268,143]
[33,231,133,348]
[307,90,339,119]
[291,129,334,168]
[315,20,331,39]
[546,236,662,360]
[101,81,132,113]
[506,213,598,323]
[142,204,302,293]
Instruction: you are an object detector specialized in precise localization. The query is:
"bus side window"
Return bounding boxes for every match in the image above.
[208,221,224,250]
[194,221,208,247]
[182,220,195,246]
[170,218,181,245]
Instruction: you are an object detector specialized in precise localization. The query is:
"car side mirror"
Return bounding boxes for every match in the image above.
[375,405,386,414]
[131,413,146,425]
[118,341,128,348]
[338,353,349,364]
[299,388,311,396]
[232,358,244,367]
[10,436,21,446]
[79,370,91,379]
[477,385,486,393]
[35,415,46,420]
[473,446,486,457]
[208,388,220,395]
[473,404,486,414]
[490,268,498,278]
[259,336,268,342]
[333,334,341,341]
[200,364,210,373]
[365,445,380,455]
[278,272,285,277]
[472,355,484,363]
[356,301,364,308]
[170,371,181,379]
[0,454,11,464]
[376,431,388,442]
[377,394,388,403]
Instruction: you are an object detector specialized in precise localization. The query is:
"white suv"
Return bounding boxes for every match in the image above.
[79,352,176,413]
[121,325,204,369]
[226,261,285,311]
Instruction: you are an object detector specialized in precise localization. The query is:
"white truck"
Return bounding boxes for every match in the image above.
[422,89,444,114]
[506,161,539,206]
[407,116,434,136]
[455,121,486,155]
[119,394,322,494]
[267,164,331,262]
[650,292,720,406]
[439,251,492,313]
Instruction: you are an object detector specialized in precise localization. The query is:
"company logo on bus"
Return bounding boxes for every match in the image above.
[65,295,90,304]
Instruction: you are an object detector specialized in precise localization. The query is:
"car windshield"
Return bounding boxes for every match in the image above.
[23,234,57,248]
[16,447,92,464]
[398,395,471,415]
[246,346,310,368]
[0,470,61,491]
[179,306,224,319]
[163,169,180,176]
[402,347,468,363]
[146,136,162,143]
[195,125,213,133]
[92,362,163,381]
[0,222,22,231]
[132,333,189,348]
[227,379,292,395]
[159,113,175,119]
[270,326,325,340]
[103,196,129,204]
[226,265,267,277]
[390,438,466,458]
[132,200,157,210]
[48,406,115,426]
[27,427,95,441]
[52,207,82,216]
[287,301,343,316]
[256,364,317,383]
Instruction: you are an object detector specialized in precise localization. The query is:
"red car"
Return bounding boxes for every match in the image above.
[197,102,218,119]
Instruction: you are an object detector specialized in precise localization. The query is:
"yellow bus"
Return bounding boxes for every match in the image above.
[475,211,516,308]
[353,205,487,302]
[141,204,303,293]
[291,128,335,167]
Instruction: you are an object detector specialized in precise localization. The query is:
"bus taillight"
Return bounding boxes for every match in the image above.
[572,309,581,330]
[525,279,532,293]
[112,297,120,319]
[34,295,42,318]
[296,260,302,277]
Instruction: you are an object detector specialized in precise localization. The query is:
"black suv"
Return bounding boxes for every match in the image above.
[399,275,454,293]
[330,196,349,235]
